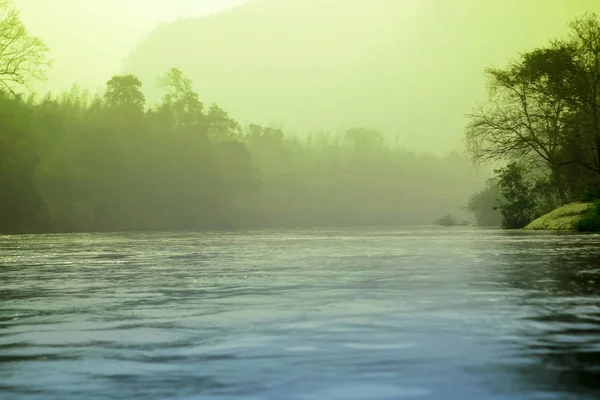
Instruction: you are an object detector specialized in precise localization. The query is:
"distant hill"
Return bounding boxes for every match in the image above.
[124,0,600,152]
[12,0,244,94]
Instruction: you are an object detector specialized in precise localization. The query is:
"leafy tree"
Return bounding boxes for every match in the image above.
[157,67,204,128]
[563,14,600,173]
[0,0,50,94]
[207,103,240,141]
[0,92,50,232]
[465,13,600,217]
[104,74,145,113]
[495,163,537,229]
[345,127,383,153]
[464,47,575,202]
[466,182,502,227]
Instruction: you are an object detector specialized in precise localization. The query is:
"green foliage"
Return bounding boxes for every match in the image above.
[0,11,486,233]
[104,74,145,112]
[466,181,502,227]
[0,92,50,232]
[465,13,600,229]
[574,201,600,232]
[581,187,600,202]
[0,67,485,233]
[530,176,562,217]
[494,163,537,229]
[157,68,204,128]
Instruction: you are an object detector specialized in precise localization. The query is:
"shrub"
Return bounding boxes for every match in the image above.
[495,163,537,229]
[580,187,600,202]
[435,214,457,226]
[575,200,600,232]
[466,182,502,227]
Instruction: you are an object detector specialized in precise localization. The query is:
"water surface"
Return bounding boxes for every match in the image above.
[2,227,600,399]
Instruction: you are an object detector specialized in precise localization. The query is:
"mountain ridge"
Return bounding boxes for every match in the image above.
[123,0,600,152]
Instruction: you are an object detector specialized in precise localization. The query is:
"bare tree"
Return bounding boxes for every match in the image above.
[0,0,50,94]
[465,56,573,172]
[465,15,600,201]
[562,13,600,172]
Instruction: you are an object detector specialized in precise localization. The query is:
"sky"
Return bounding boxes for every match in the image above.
[13,0,247,92]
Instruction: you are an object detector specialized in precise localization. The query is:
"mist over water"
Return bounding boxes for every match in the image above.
[4,2,600,399]
[2,228,600,399]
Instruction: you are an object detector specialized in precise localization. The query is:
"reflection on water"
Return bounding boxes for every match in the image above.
[1,228,600,399]
[490,233,600,398]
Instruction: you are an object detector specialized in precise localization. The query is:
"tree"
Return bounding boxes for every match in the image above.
[464,15,600,202]
[464,49,575,201]
[104,74,145,113]
[0,0,50,94]
[466,182,502,227]
[345,127,383,153]
[0,91,50,232]
[206,103,240,141]
[157,67,204,128]
[561,13,600,174]
[495,163,537,229]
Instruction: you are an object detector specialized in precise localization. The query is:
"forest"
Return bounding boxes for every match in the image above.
[465,13,600,230]
[0,1,482,234]
[8,3,600,233]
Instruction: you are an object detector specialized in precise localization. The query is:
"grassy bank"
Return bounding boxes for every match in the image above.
[524,202,592,231]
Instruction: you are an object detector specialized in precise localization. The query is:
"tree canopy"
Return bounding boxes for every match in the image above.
[465,13,600,228]
[0,67,483,233]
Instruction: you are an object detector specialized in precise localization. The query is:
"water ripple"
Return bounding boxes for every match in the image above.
[2,228,600,399]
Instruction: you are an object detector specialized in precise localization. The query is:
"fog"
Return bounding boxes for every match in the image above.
[14,0,600,153]
[2,0,600,233]
[13,0,245,92]
[6,3,600,398]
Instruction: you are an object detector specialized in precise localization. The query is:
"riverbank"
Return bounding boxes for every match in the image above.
[524,202,592,231]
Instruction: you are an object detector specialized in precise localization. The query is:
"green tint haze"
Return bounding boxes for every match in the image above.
[13,0,600,153]
[4,1,600,233]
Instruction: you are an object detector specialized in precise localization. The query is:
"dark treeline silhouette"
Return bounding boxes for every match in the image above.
[0,69,483,233]
[465,13,600,229]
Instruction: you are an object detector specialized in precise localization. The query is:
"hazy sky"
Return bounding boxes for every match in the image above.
[9,0,600,153]
[14,0,598,99]
[13,0,248,92]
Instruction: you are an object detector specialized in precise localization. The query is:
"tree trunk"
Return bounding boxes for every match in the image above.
[551,165,569,204]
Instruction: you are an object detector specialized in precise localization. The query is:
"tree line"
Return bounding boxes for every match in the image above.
[0,1,482,234]
[0,75,481,233]
[465,13,600,229]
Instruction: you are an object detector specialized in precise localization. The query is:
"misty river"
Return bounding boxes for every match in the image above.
[2,228,600,399]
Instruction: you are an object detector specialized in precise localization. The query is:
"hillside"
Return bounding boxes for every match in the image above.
[124,0,600,152]
[12,0,245,94]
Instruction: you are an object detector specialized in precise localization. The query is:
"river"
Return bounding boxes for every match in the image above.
[1,227,600,399]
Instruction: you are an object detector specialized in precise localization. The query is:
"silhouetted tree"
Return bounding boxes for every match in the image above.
[157,67,204,129]
[495,163,537,229]
[0,0,50,94]
[466,182,502,227]
[104,74,145,114]
[465,13,600,226]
